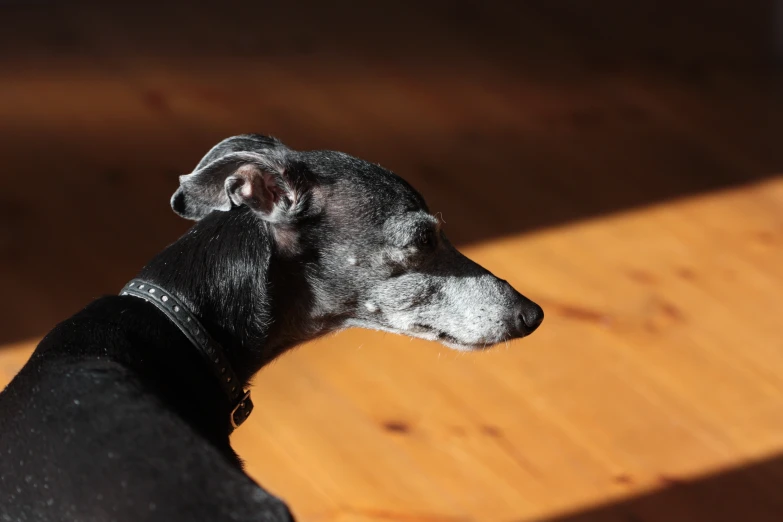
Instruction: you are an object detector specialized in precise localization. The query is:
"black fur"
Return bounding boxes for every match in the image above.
[140,208,277,379]
[0,134,543,521]
[0,296,294,521]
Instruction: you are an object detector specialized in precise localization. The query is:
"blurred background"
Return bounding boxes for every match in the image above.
[1,1,782,521]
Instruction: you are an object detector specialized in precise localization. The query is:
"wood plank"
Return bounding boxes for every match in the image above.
[1,3,782,521]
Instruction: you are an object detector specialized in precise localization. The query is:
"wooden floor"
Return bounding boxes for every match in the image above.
[1,2,783,521]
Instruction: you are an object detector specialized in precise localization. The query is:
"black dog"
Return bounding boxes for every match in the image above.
[0,135,543,521]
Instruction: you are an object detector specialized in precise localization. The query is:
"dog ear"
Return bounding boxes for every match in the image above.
[172,149,306,223]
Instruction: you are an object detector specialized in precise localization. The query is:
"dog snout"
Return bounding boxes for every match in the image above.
[514,300,544,336]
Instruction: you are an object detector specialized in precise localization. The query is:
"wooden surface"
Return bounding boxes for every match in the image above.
[1,2,783,521]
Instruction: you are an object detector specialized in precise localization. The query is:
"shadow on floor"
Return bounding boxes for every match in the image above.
[0,1,781,344]
[533,452,783,522]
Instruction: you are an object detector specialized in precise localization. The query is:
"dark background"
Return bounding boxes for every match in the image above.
[1,0,781,342]
[1,2,783,521]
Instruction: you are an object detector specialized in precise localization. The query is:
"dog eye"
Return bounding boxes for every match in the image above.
[417,229,436,248]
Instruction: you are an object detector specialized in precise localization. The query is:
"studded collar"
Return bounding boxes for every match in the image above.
[120,279,253,432]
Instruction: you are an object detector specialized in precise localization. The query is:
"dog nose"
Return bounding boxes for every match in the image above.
[517,302,544,333]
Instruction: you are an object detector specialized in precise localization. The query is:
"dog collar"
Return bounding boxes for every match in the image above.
[119,279,253,432]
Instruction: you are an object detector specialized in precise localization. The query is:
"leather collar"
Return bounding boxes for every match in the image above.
[120,279,253,432]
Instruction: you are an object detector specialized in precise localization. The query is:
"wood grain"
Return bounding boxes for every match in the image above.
[1,2,782,521]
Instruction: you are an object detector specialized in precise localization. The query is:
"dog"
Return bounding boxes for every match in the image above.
[0,134,543,521]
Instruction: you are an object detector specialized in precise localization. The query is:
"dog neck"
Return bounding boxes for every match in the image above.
[137,207,296,385]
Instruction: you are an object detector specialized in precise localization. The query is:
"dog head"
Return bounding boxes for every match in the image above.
[172,134,543,351]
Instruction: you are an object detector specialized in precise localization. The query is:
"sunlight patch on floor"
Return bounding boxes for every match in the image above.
[2,176,782,521]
